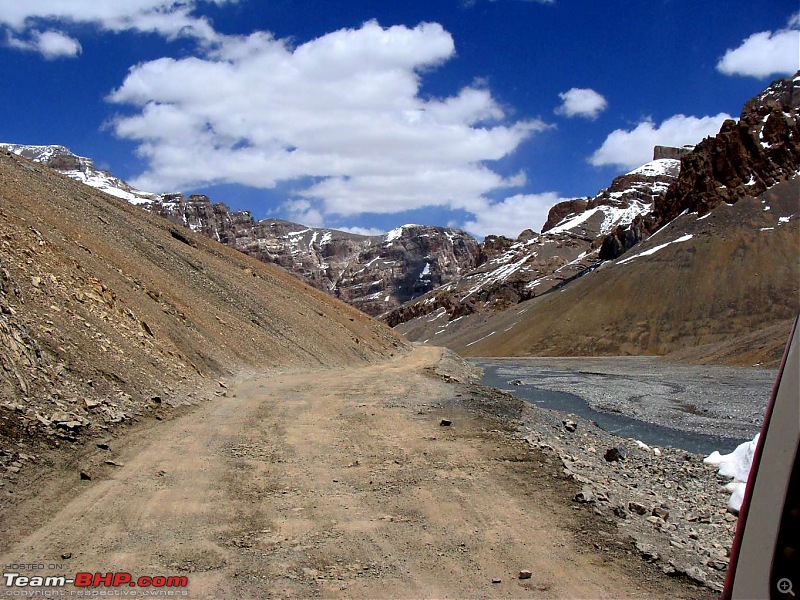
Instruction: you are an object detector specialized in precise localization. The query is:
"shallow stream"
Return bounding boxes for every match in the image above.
[473,357,775,456]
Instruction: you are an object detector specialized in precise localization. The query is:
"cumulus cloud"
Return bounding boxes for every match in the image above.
[107,21,547,222]
[589,113,732,170]
[717,13,800,78]
[555,87,607,120]
[0,0,228,57]
[334,226,385,236]
[5,29,81,59]
[462,192,562,238]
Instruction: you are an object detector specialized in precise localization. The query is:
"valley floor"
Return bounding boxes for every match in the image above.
[0,347,710,598]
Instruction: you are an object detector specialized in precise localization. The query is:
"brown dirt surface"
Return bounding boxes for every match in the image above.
[0,149,404,458]
[0,346,712,599]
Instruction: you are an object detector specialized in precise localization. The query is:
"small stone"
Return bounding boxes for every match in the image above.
[574,488,595,504]
[97,443,110,450]
[491,578,502,584]
[635,542,659,563]
[518,570,532,580]
[707,559,728,571]
[652,506,670,521]
[562,419,577,432]
[685,566,707,585]
[79,471,91,480]
[151,396,162,404]
[61,553,72,560]
[439,419,452,427]
[613,505,628,519]
[604,447,625,462]
[628,501,648,515]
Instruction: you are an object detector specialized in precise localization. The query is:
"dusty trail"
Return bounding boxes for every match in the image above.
[0,347,704,598]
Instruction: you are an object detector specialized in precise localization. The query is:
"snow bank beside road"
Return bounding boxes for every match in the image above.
[704,434,759,513]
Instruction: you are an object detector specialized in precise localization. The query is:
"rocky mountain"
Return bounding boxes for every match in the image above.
[0,144,481,316]
[0,143,159,205]
[392,72,800,366]
[385,153,682,329]
[601,72,800,259]
[0,147,404,458]
[149,199,482,316]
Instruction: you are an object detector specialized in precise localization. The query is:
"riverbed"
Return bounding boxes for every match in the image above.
[473,357,776,455]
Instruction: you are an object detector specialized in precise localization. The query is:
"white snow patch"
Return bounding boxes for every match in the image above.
[385,224,419,243]
[704,435,759,514]
[760,227,775,231]
[697,212,713,221]
[626,158,680,178]
[287,228,311,237]
[547,207,602,234]
[426,308,447,322]
[617,234,694,265]
[465,331,496,347]
[419,262,431,278]
[778,216,791,224]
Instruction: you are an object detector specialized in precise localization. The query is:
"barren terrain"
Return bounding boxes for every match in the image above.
[0,347,710,599]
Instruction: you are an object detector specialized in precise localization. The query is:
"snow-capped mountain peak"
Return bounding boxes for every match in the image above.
[0,143,159,205]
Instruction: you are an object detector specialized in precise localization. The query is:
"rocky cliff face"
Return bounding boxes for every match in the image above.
[658,72,800,223]
[384,154,681,331]
[0,145,481,317]
[600,71,800,259]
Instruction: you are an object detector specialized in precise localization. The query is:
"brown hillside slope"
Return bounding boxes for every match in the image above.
[0,150,405,452]
[412,178,799,366]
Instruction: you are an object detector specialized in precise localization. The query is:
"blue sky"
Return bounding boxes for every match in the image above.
[1,1,797,238]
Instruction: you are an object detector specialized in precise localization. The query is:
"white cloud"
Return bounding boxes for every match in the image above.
[717,13,800,78]
[107,21,547,223]
[462,192,562,238]
[334,226,385,236]
[6,29,81,59]
[0,0,229,56]
[555,87,607,120]
[589,113,732,170]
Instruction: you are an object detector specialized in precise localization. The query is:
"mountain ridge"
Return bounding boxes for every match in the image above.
[0,143,482,316]
[392,72,800,366]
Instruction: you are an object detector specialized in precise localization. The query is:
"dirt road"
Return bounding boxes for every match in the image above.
[0,347,706,598]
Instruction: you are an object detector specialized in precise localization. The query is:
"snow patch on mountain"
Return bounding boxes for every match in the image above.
[617,234,694,265]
